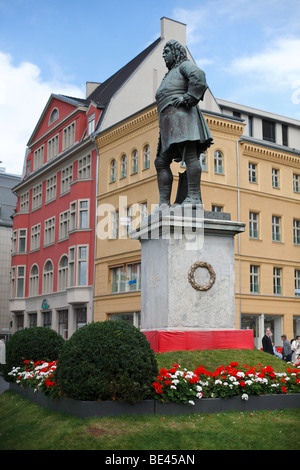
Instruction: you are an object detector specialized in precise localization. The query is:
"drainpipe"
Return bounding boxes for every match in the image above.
[236,138,242,328]
[91,134,100,323]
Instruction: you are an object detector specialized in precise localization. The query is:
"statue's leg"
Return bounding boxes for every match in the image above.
[154,154,173,205]
[182,142,202,204]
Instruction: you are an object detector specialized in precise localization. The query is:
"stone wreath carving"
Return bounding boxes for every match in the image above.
[188,261,216,291]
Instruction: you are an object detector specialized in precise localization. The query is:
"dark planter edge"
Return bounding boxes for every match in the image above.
[9,383,300,419]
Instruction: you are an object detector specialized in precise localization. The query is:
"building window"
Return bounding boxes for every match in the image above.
[49,108,59,124]
[17,266,25,298]
[78,154,91,179]
[29,265,39,296]
[75,307,87,329]
[43,260,53,294]
[59,210,69,240]
[293,219,300,245]
[30,224,41,251]
[272,168,280,188]
[88,113,95,135]
[12,230,17,254]
[212,205,223,212]
[58,309,68,339]
[200,152,207,171]
[69,201,76,232]
[11,267,16,298]
[33,145,44,170]
[132,150,138,174]
[214,150,224,174]
[79,200,89,229]
[272,216,281,242]
[248,115,253,137]
[293,174,300,193]
[43,311,52,329]
[110,159,116,182]
[143,145,150,170]
[121,155,127,178]
[109,312,141,328]
[46,175,57,202]
[282,124,288,146]
[20,191,29,212]
[78,246,88,286]
[58,255,68,291]
[112,211,119,239]
[295,270,300,296]
[69,247,75,287]
[18,229,27,253]
[32,183,43,210]
[47,134,59,161]
[248,163,257,183]
[63,122,75,150]
[273,267,282,295]
[249,212,259,239]
[61,165,73,194]
[262,119,275,143]
[29,313,37,327]
[250,265,259,293]
[16,314,24,331]
[44,216,55,246]
[111,262,141,294]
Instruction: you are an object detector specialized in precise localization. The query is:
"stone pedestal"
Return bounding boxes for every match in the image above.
[131,207,253,352]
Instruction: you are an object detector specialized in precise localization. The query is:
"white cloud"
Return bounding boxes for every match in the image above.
[0,51,84,175]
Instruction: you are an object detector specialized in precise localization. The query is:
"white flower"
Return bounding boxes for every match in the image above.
[241,393,249,401]
[188,400,195,406]
[214,379,222,385]
[245,380,253,385]
[170,385,177,390]
[237,372,245,378]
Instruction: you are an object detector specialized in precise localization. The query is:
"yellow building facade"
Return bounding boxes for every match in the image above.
[94,103,300,349]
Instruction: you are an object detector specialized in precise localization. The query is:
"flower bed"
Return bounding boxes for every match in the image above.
[8,360,59,399]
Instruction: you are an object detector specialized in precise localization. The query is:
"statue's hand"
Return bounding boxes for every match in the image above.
[172,96,185,108]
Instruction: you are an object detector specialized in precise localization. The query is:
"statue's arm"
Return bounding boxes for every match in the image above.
[179,61,208,108]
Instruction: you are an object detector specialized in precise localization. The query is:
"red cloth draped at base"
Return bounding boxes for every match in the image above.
[143,329,254,353]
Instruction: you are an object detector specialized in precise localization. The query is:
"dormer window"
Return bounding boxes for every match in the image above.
[49,108,59,125]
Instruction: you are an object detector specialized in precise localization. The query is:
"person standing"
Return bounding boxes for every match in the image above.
[0,339,6,375]
[262,328,274,355]
[291,336,300,363]
[281,335,292,362]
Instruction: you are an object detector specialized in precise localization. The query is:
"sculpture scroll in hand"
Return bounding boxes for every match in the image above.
[155,39,213,207]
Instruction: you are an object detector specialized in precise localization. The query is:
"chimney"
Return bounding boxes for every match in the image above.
[86,82,101,98]
[160,17,187,46]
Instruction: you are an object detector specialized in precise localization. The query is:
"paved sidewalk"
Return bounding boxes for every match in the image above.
[0,375,9,394]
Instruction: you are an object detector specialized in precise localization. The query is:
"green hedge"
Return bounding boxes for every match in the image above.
[56,321,158,403]
[3,327,64,381]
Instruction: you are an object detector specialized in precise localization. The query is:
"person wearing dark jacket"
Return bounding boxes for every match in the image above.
[262,328,274,355]
[281,335,292,362]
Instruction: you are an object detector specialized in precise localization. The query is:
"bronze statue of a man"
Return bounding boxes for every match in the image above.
[155,39,213,206]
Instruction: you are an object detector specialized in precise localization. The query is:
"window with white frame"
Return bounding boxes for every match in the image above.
[88,113,95,135]
[250,265,259,293]
[49,108,59,124]
[132,150,138,174]
[293,174,300,193]
[30,224,41,251]
[20,191,29,212]
[112,211,119,239]
[212,205,223,212]
[143,145,150,169]
[45,175,57,202]
[248,163,257,183]
[61,165,73,193]
[200,152,207,171]
[59,210,69,240]
[32,183,42,210]
[249,212,259,239]
[11,267,15,297]
[214,150,224,174]
[272,215,281,242]
[110,262,141,294]
[273,267,282,295]
[44,216,55,246]
[17,266,25,298]
[58,255,68,291]
[58,309,68,339]
[47,134,59,161]
[78,246,88,286]
[79,200,89,229]
[69,201,76,232]
[43,260,53,294]
[121,155,127,178]
[295,269,300,296]
[110,159,116,182]
[12,230,17,254]
[68,247,75,287]
[18,229,27,253]
[293,219,300,245]
[33,145,44,170]
[29,264,39,296]
[63,122,75,150]
[272,168,280,188]
[78,154,91,179]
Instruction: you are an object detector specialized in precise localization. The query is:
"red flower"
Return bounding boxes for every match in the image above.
[281,386,287,394]
[239,381,246,387]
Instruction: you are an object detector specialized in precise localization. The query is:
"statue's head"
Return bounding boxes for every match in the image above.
[163,40,188,69]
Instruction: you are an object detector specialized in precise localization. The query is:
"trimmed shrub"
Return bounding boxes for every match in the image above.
[56,321,158,403]
[3,327,64,382]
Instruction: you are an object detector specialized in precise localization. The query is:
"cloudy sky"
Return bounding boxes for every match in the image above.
[1,0,300,175]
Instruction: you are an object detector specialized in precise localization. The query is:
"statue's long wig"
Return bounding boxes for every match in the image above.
[164,40,188,67]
